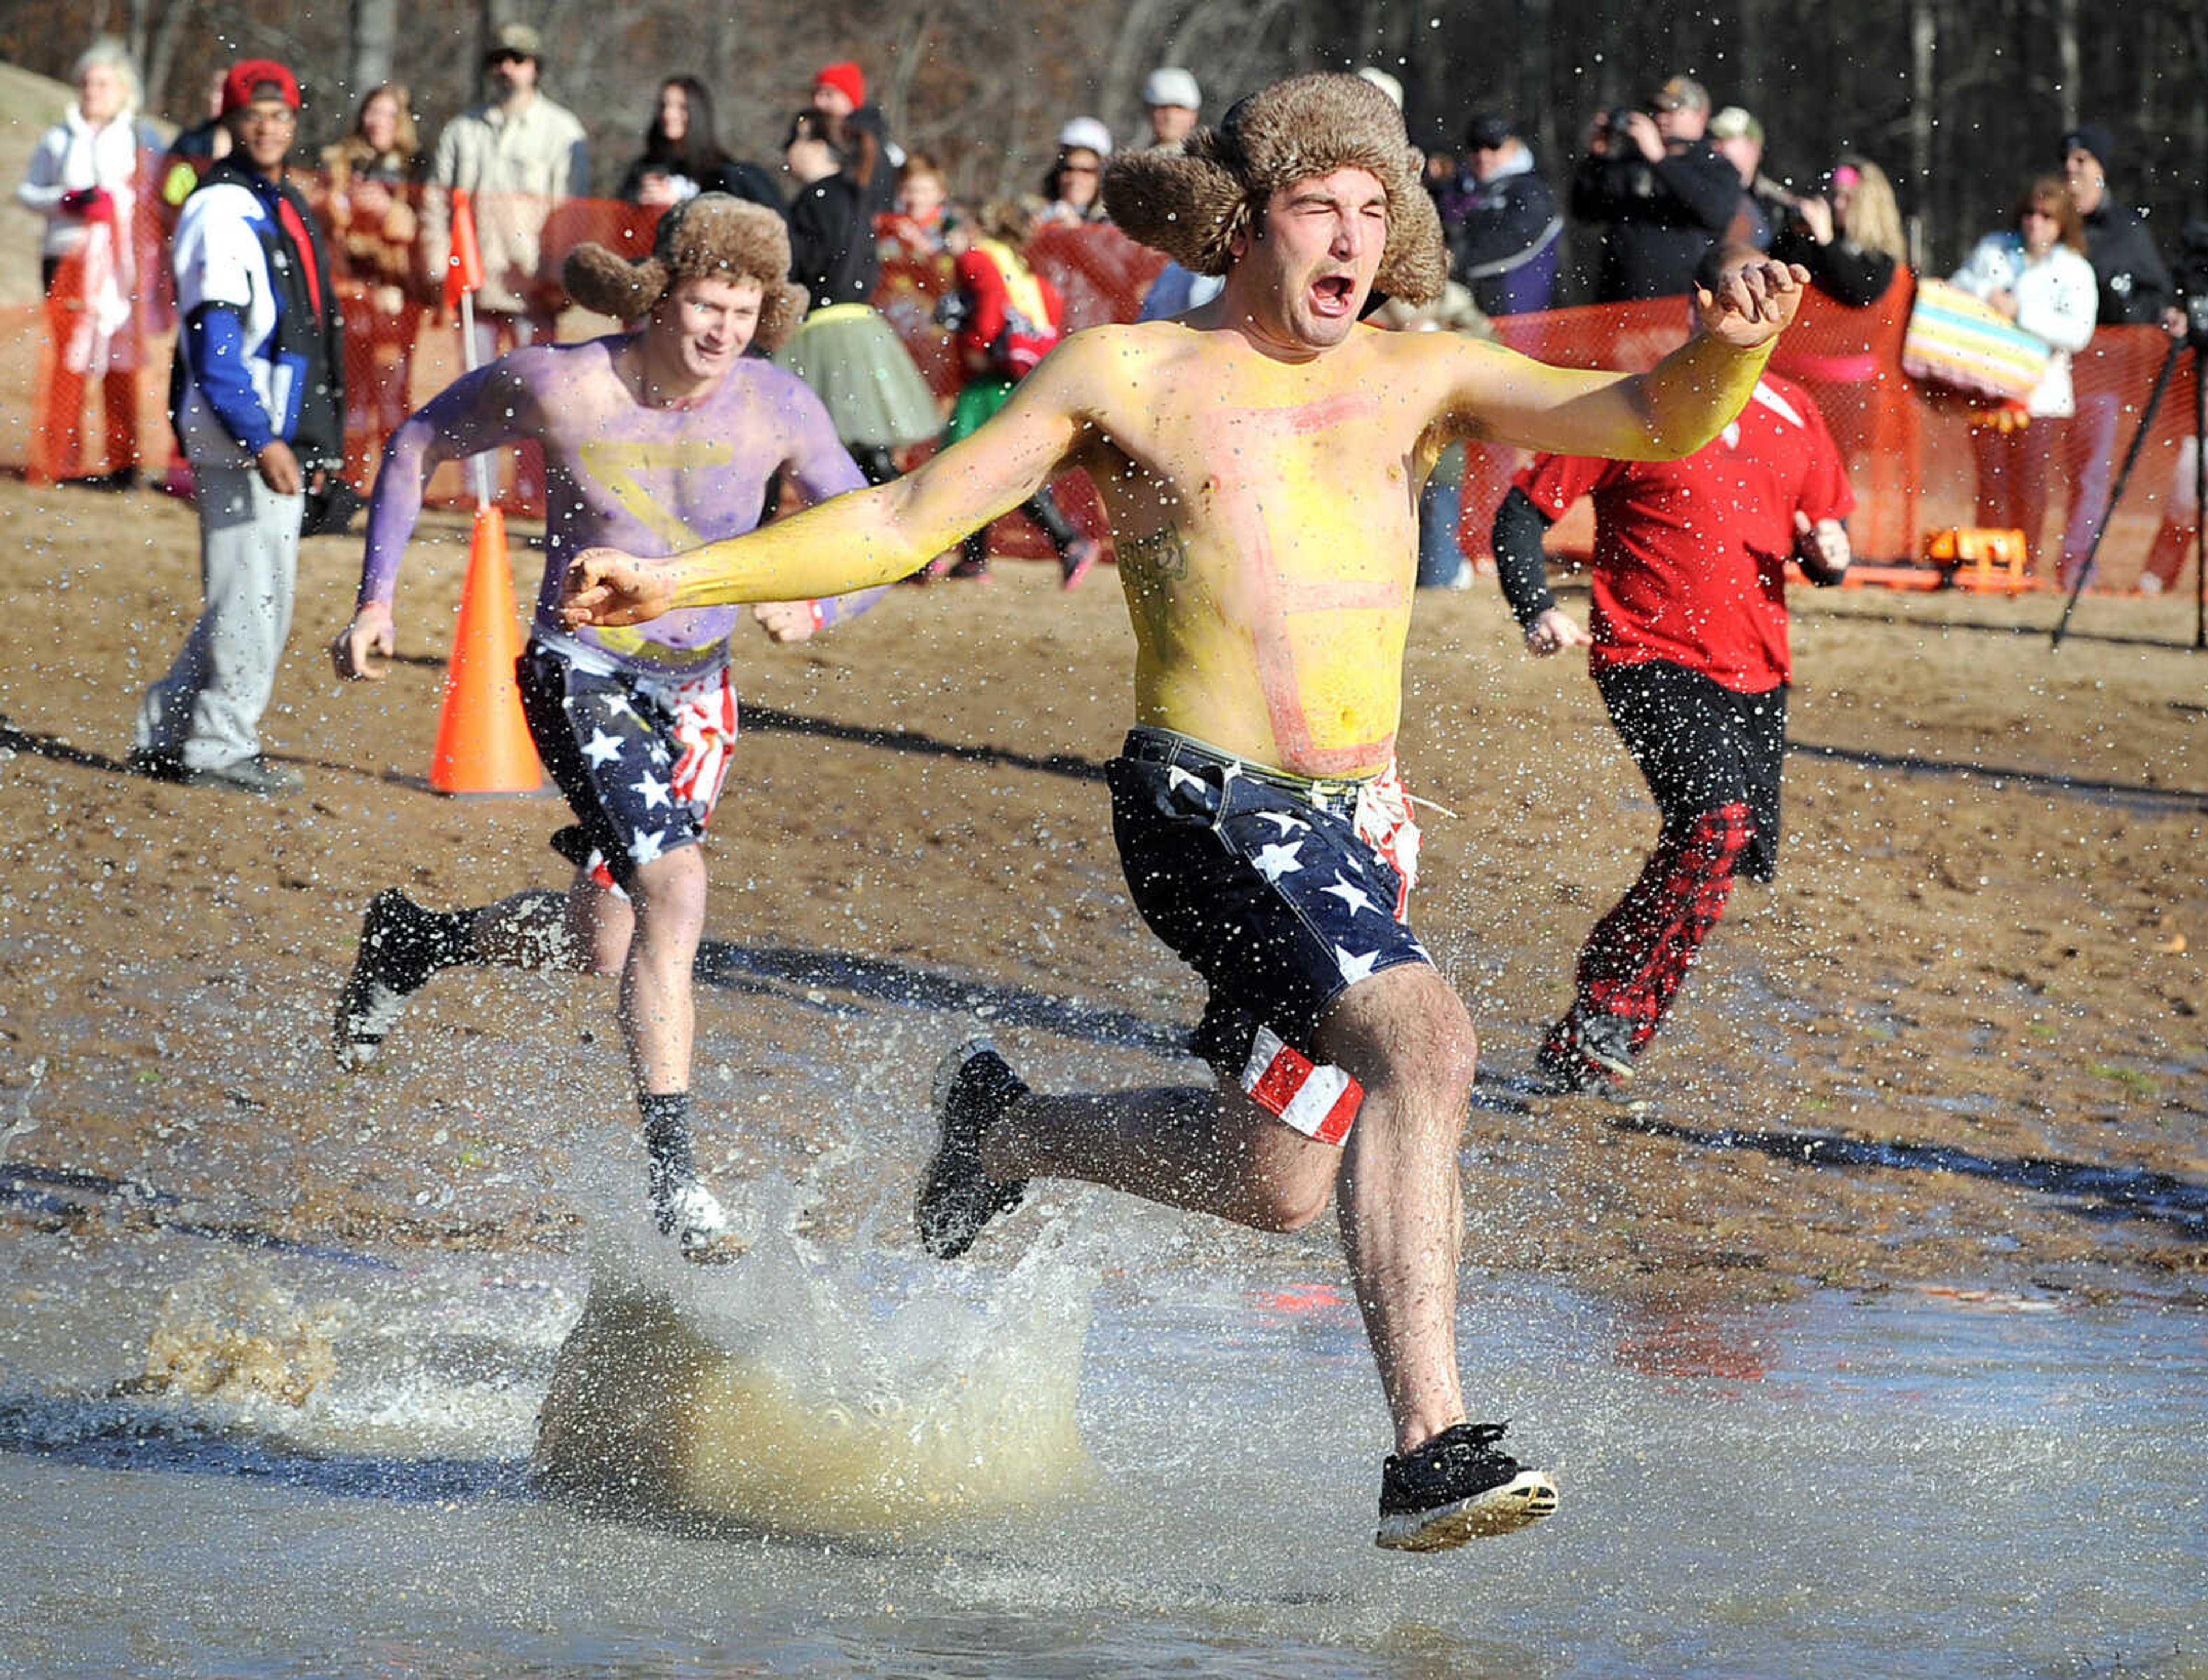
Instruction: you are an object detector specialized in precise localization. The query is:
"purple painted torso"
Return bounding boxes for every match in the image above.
[363,335,865,676]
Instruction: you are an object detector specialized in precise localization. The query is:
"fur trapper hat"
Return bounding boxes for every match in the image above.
[562,194,806,351]
[1103,72,1446,306]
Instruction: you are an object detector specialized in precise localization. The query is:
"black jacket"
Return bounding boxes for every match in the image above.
[1768,225,1900,310]
[2081,198,2174,325]
[1570,138,1740,301]
[787,171,876,308]
[1450,165,1563,315]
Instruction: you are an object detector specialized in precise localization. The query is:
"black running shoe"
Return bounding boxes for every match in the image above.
[1531,1009,1636,1100]
[1375,1421,1559,1551]
[917,1038,1029,1257]
[333,890,442,1069]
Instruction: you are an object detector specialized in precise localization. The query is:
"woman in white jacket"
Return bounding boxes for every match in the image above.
[16,37,147,490]
[1948,177,2098,574]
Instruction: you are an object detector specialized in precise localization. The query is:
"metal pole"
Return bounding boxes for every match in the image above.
[458,287,493,509]
[2053,336,2184,650]
[2194,346,2205,651]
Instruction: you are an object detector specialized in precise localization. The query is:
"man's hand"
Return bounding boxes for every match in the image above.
[1792,511,1851,586]
[751,600,821,644]
[1623,111,1665,163]
[1524,605,1592,658]
[332,601,396,680]
[559,546,674,627]
[1694,259,1809,349]
[1795,197,1835,245]
[256,439,302,496]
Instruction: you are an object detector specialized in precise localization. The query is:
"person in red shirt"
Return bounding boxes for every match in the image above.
[1490,249,1853,1095]
[926,195,1099,585]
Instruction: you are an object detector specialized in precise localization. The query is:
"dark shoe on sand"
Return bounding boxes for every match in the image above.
[334,890,440,1069]
[124,747,186,783]
[1375,1421,1558,1551]
[917,1038,1030,1257]
[1531,1009,1636,1100]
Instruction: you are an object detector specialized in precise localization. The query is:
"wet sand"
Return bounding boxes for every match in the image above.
[0,474,2202,1310]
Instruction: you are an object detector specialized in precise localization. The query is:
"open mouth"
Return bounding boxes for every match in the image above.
[1311,274,1356,314]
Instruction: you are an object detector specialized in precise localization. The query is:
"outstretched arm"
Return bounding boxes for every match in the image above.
[1440,258,1807,462]
[562,334,1100,627]
[334,361,531,680]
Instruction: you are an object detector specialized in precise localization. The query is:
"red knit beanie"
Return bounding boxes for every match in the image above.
[812,61,865,108]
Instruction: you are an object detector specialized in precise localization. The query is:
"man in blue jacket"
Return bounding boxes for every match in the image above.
[1444,112,1562,316]
[131,59,343,796]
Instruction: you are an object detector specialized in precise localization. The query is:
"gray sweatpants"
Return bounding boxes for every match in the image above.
[135,462,302,771]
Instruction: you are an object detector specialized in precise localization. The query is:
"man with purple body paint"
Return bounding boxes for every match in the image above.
[329,195,877,1254]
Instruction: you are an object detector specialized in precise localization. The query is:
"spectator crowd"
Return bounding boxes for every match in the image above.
[18,34,2205,597]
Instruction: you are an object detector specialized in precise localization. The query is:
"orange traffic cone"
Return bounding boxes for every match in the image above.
[429,504,545,795]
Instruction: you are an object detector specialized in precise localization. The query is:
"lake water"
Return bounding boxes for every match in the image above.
[1,1163,2200,1680]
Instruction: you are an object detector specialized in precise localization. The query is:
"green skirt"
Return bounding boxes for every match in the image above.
[942,376,1017,446]
[773,303,941,449]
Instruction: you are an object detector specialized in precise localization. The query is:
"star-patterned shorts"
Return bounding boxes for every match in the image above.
[1107,727,1432,1072]
[517,639,738,893]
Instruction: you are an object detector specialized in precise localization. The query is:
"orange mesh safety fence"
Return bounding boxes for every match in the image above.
[13,188,2192,588]
[1458,282,2194,583]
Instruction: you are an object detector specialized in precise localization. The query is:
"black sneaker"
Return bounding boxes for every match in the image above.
[1375,1421,1559,1551]
[124,747,186,783]
[62,467,137,493]
[917,1038,1029,1257]
[183,754,304,797]
[333,890,443,1069]
[1531,1010,1636,1099]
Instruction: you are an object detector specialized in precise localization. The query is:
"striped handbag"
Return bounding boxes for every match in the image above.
[1899,277,2050,402]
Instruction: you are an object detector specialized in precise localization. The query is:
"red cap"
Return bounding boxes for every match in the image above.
[220,59,301,116]
[812,61,865,108]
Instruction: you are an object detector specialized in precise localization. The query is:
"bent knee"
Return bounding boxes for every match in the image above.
[1241,1143,1340,1233]
[1247,1178,1335,1235]
[1428,1018,1481,1094]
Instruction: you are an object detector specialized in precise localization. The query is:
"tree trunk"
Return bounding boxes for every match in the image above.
[2054,0,2079,132]
[347,0,398,102]
[1910,0,1936,260]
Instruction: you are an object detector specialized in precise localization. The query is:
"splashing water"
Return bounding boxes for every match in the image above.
[535,1167,1101,1538]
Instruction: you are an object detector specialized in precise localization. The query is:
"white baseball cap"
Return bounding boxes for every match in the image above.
[1057,116,1114,158]
[1142,67,1201,112]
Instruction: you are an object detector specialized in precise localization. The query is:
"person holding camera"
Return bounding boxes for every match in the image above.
[1569,75,1740,302]
[1768,154,1908,309]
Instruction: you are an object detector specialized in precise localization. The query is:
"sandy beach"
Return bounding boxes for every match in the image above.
[0,472,2202,1309]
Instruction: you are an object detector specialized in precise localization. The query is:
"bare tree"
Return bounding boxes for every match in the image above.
[348,0,398,101]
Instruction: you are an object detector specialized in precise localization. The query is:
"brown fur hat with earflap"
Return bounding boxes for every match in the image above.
[562,194,807,351]
[1103,72,1446,306]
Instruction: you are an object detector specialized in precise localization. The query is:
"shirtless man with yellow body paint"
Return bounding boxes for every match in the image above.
[561,75,1806,1552]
